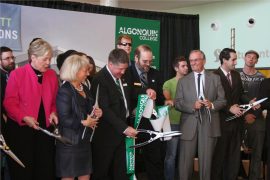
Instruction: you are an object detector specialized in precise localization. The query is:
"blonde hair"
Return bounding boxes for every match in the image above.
[60,53,90,82]
[28,38,53,58]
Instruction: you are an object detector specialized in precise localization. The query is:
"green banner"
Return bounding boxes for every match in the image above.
[125,94,149,179]
[116,16,160,70]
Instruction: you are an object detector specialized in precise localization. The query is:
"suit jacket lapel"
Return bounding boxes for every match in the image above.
[204,71,210,98]
[103,67,122,96]
[188,73,198,100]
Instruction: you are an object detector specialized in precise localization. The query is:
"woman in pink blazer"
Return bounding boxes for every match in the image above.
[4,39,58,180]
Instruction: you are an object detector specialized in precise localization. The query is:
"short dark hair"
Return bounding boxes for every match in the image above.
[56,49,77,70]
[134,44,152,60]
[172,56,186,68]
[219,48,236,65]
[108,49,129,65]
[117,34,132,45]
[0,46,13,60]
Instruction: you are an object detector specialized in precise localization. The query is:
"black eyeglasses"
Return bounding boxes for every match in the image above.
[119,42,132,47]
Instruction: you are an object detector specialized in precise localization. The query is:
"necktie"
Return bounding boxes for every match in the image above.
[197,73,201,98]
[227,72,232,86]
[116,78,129,117]
[115,79,122,94]
[140,72,148,87]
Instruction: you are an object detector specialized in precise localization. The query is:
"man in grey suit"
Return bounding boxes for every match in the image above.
[175,50,226,180]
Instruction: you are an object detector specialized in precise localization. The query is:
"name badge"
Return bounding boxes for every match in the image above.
[134,82,142,86]
[123,83,128,87]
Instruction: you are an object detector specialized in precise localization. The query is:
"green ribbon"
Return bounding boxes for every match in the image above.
[126,94,149,179]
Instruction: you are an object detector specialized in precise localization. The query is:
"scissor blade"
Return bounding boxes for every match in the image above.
[94,84,99,107]
[225,115,238,121]
[55,135,73,145]
[252,97,268,106]
[39,127,55,137]
[4,149,25,168]
[129,141,150,148]
[162,131,182,138]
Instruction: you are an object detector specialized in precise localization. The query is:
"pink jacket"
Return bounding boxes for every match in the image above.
[4,64,58,127]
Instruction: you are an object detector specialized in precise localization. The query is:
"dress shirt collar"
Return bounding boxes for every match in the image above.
[193,69,205,77]
[220,66,230,77]
[106,65,118,83]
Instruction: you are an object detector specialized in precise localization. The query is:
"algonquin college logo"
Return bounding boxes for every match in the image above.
[118,27,159,41]
[116,16,160,69]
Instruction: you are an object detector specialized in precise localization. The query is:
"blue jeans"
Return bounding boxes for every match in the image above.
[164,124,180,180]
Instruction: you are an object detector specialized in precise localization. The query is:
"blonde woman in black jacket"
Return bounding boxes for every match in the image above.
[56,52,102,180]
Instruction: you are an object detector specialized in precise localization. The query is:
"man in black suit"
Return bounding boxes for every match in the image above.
[259,78,270,180]
[1,46,15,180]
[128,44,165,180]
[91,49,137,180]
[211,48,249,180]
[1,46,15,125]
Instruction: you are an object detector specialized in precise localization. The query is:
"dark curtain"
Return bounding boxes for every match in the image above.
[2,1,199,80]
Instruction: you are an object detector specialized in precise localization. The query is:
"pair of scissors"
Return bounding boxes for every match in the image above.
[38,124,72,145]
[198,96,211,124]
[81,84,99,141]
[129,129,182,148]
[0,134,25,168]
[225,97,268,121]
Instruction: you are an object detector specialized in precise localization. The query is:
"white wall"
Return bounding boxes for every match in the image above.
[15,4,116,68]
[167,1,270,69]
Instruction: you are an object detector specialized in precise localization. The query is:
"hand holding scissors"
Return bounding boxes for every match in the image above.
[226,97,268,121]
[82,84,100,141]
[38,124,73,145]
[129,129,182,148]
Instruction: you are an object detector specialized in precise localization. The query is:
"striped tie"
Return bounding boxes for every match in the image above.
[140,72,148,87]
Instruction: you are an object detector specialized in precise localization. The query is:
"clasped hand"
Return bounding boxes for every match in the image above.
[194,99,212,110]
[81,107,102,129]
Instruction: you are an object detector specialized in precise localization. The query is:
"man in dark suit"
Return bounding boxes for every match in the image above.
[128,44,165,180]
[0,46,15,180]
[91,49,137,180]
[211,48,249,180]
[259,78,270,180]
[1,46,15,125]
[174,50,226,180]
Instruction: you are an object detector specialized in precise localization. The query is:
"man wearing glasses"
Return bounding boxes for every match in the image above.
[1,46,15,180]
[1,46,16,122]
[116,34,133,64]
[175,50,226,180]
[128,44,165,180]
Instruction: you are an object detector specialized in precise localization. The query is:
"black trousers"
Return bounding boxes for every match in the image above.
[92,140,128,180]
[266,120,270,180]
[135,117,165,180]
[211,123,241,180]
[6,119,55,180]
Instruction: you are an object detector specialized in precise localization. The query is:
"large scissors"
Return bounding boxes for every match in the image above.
[82,84,99,141]
[129,129,182,148]
[225,97,268,121]
[38,124,72,145]
[0,134,25,168]
[198,96,211,123]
